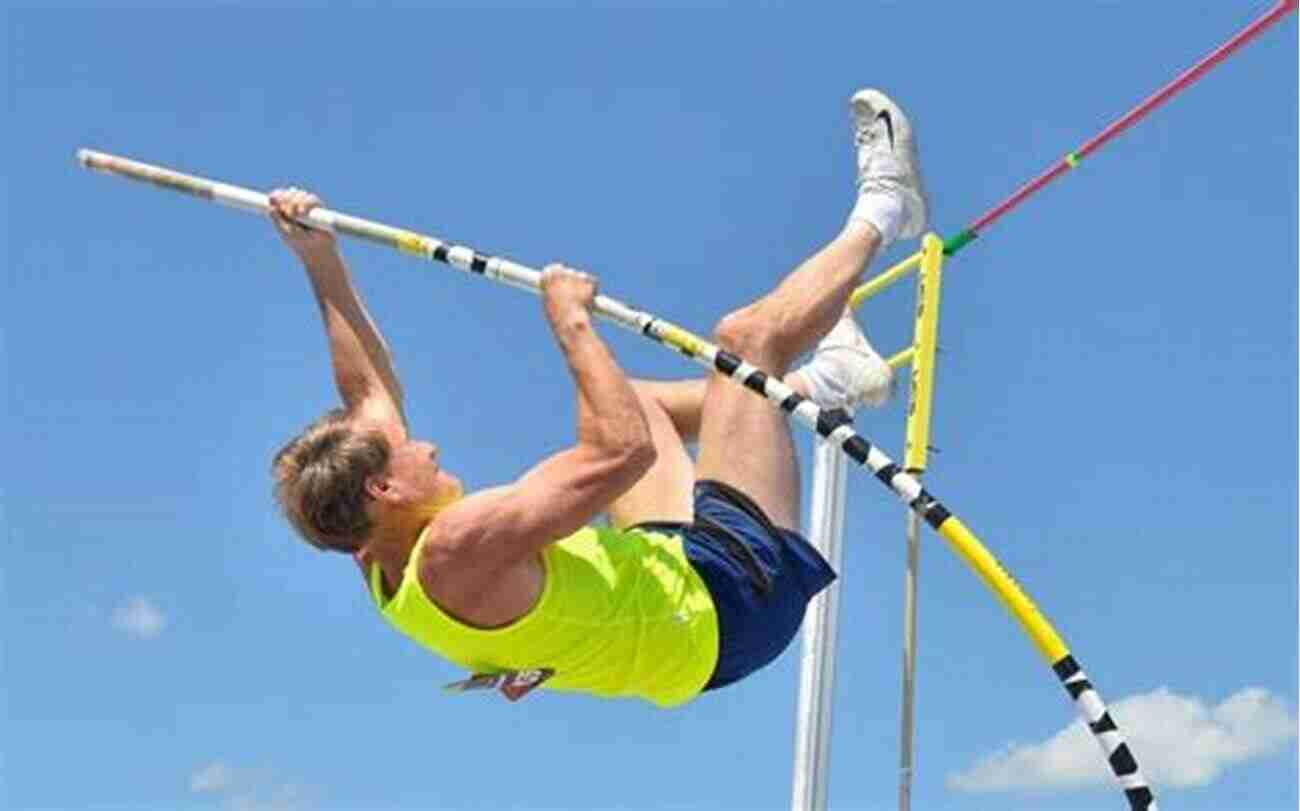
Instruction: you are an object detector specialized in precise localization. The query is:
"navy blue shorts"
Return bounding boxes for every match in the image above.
[632,480,837,691]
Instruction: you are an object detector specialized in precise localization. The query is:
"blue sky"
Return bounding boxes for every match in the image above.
[5,4,1297,811]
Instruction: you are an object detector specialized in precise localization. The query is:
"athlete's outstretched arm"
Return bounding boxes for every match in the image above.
[269,188,406,427]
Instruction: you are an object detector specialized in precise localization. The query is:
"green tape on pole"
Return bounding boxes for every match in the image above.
[1065,152,1081,168]
[943,228,978,256]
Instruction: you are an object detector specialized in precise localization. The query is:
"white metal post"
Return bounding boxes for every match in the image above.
[897,510,922,811]
[791,435,849,811]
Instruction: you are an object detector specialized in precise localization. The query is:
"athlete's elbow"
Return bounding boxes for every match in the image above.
[620,410,656,472]
[589,421,655,474]
[590,436,656,488]
[622,439,657,481]
[602,441,655,498]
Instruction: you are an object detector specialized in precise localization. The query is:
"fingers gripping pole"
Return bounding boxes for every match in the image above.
[79,149,1158,810]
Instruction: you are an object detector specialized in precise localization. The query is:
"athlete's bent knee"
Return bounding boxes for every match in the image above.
[714,307,792,370]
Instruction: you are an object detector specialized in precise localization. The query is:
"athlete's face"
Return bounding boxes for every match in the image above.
[386,438,464,514]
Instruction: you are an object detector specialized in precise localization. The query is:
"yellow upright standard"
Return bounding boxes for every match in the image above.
[904,234,945,474]
[843,233,947,811]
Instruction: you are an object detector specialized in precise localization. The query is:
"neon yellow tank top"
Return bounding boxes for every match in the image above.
[369,524,720,708]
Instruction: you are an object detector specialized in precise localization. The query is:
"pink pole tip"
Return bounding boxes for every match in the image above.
[965,1,1296,238]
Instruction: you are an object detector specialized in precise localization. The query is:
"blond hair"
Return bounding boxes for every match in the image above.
[271,408,390,553]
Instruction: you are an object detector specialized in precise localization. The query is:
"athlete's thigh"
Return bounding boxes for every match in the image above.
[693,373,800,531]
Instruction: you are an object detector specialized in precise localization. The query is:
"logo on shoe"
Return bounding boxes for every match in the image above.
[876,110,895,149]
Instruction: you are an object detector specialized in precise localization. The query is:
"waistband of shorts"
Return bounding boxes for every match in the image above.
[628,480,785,596]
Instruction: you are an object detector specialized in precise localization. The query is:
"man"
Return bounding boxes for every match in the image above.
[271,89,927,708]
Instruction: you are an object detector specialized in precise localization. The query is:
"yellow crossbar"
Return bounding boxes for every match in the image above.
[886,348,915,370]
[849,249,925,308]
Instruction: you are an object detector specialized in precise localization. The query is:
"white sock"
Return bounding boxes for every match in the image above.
[792,363,853,413]
[848,192,904,246]
[792,314,894,412]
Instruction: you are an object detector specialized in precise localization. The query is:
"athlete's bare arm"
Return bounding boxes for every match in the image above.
[421,266,656,578]
[269,188,407,429]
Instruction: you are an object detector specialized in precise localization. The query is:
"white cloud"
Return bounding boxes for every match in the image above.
[111,596,166,639]
[230,782,314,811]
[190,762,320,811]
[191,761,234,792]
[947,686,1296,793]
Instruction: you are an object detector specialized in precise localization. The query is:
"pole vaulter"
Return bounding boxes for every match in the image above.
[78,146,1155,808]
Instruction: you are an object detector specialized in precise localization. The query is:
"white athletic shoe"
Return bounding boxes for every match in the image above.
[795,310,894,412]
[850,88,929,240]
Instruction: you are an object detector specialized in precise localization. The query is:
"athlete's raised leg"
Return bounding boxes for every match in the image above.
[608,317,897,530]
[693,225,883,530]
[694,88,929,530]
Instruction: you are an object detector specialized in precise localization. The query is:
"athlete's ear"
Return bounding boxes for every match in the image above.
[365,474,394,502]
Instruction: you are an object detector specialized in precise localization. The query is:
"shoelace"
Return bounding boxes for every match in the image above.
[854,126,883,147]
